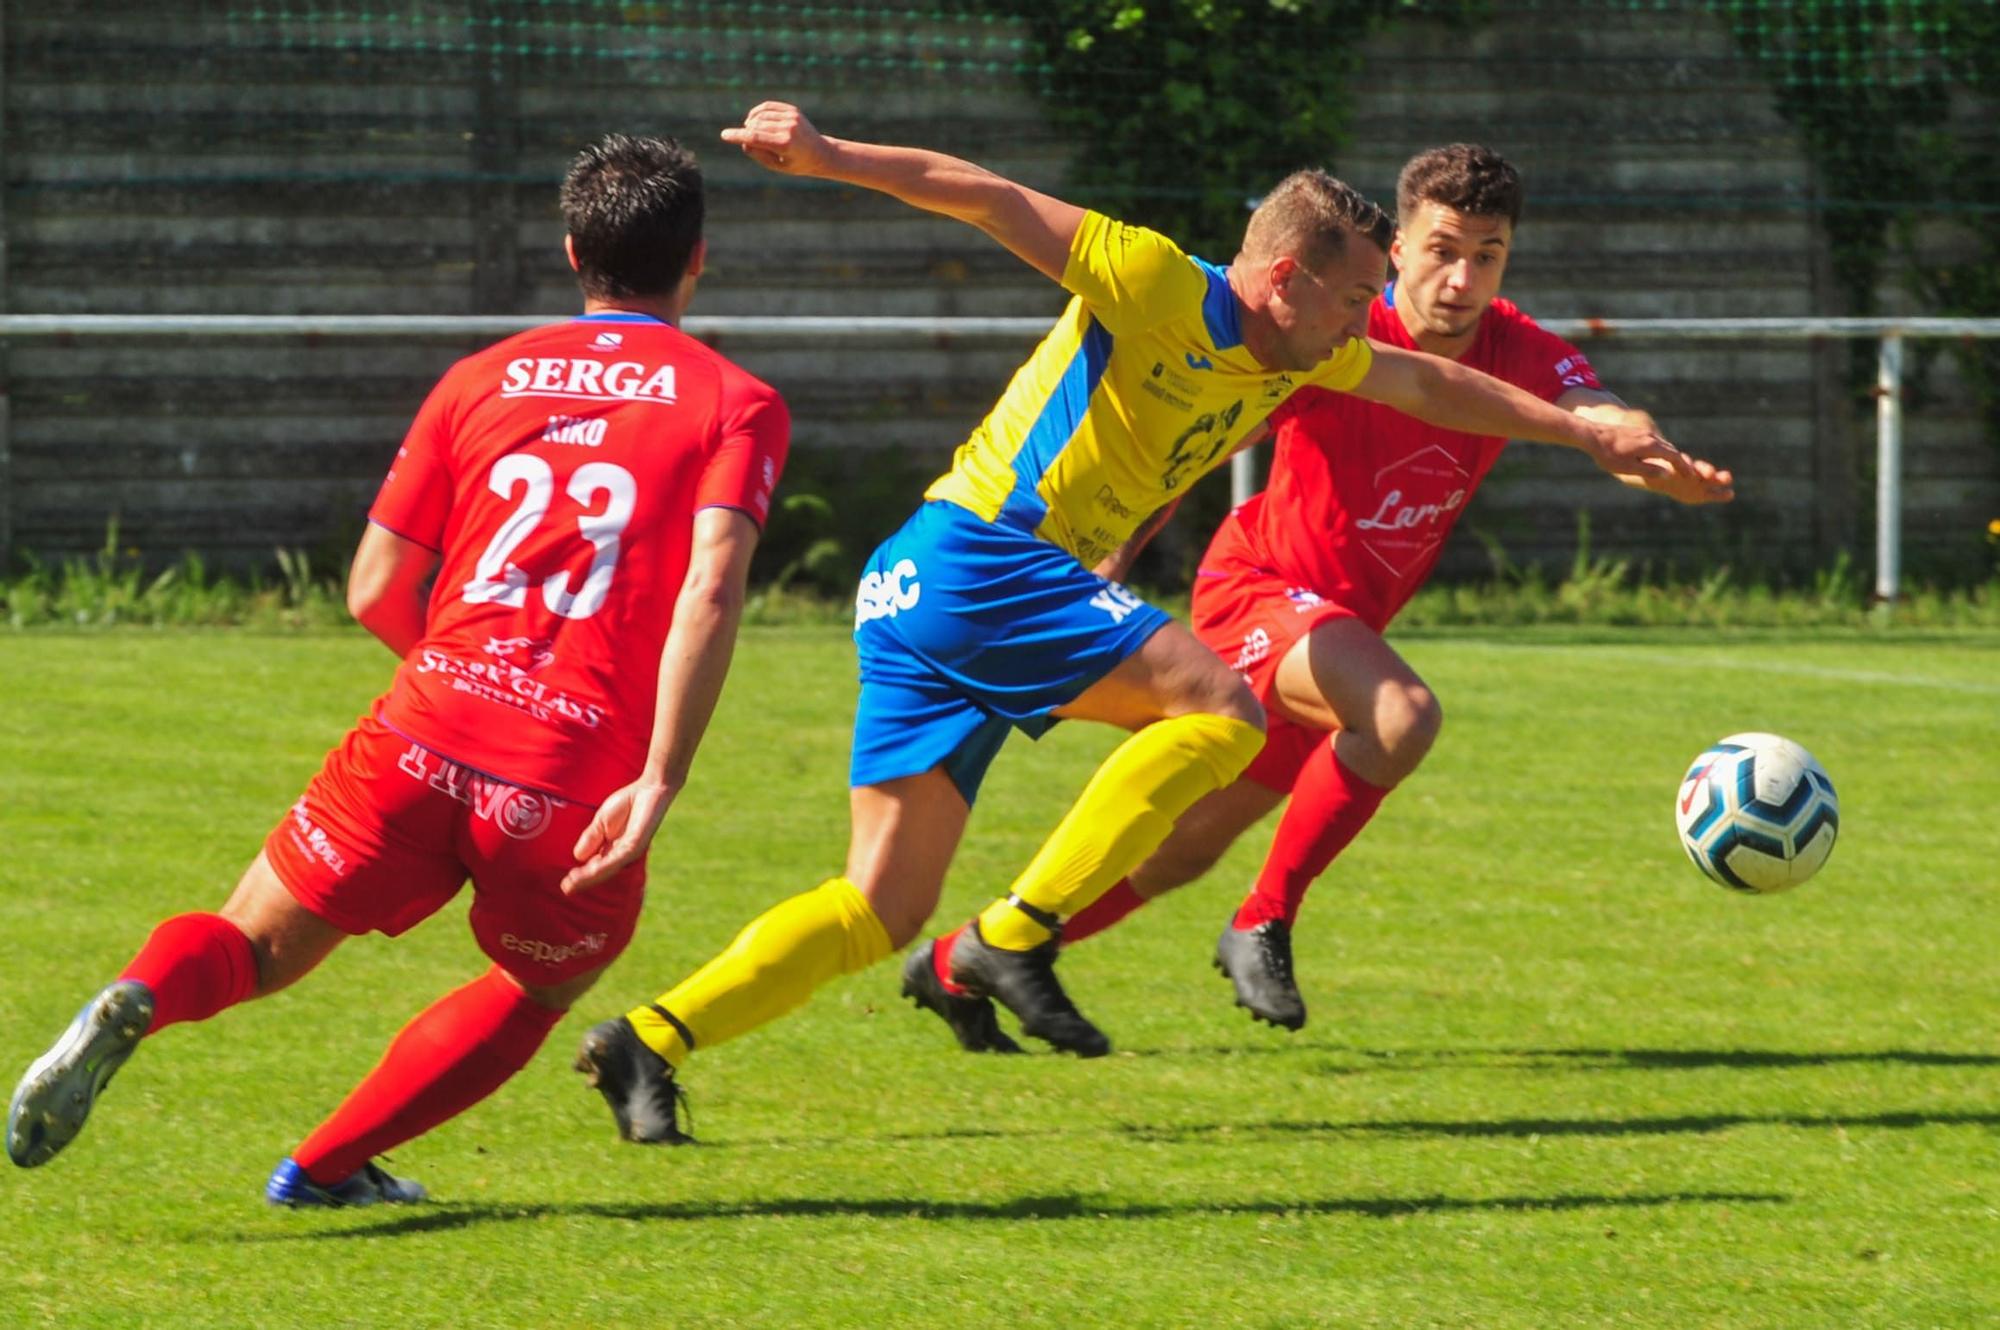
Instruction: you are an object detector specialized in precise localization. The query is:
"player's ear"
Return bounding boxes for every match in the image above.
[685,237,707,280]
[564,235,580,273]
[1389,228,1406,272]
[1267,253,1299,300]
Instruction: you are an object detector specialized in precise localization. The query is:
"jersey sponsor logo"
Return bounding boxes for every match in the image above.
[286,797,349,875]
[1354,485,1470,534]
[590,331,625,350]
[1161,399,1245,491]
[1232,626,1272,674]
[1352,443,1477,579]
[1184,352,1214,371]
[543,415,609,447]
[499,930,608,967]
[1090,580,1145,624]
[483,635,554,673]
[1284,586,1326,612]
[500,357,678,405]
[395,743,567,838]
[1553,354,1597,389]
[415,648,608,729]
[1138,376,1195,411]
[1094,484,1138,522]
[855,558,921,627]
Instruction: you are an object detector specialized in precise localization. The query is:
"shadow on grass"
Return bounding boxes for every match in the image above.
[717,1103,1999,1152]
[268,1187,1789,1241]
[1116,1108,2000,1143]
[1122,1045,2000,1072]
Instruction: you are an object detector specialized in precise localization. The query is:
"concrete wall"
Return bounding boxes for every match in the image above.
[2,2,1994,583]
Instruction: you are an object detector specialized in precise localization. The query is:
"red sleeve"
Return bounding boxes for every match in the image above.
[368,370,460,552]
[696,371,791,528]
[1499,309,1603,402]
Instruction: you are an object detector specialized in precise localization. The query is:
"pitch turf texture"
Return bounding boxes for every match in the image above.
[1,626,1995,1328]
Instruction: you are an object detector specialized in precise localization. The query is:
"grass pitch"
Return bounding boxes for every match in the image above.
[1,625,1996,1328]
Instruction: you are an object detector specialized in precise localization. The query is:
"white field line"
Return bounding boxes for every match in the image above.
[1436,642,2000,697]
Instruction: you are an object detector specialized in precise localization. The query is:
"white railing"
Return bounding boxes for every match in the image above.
[4,313,1999,604]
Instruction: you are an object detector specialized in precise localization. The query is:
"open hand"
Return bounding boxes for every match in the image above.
[1594,422,1735,505]
[561,779,677,894]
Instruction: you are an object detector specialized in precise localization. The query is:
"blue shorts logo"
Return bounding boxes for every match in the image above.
[856,558,922,626]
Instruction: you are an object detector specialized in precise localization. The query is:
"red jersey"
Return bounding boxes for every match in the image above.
[1235,288,1600,629]
[367,312,789,805]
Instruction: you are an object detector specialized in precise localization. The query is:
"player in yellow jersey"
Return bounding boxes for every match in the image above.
[573,103,1709,1137]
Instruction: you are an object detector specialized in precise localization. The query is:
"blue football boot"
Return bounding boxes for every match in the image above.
[265,1157,428,1208]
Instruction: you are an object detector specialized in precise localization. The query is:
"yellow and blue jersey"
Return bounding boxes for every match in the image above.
[923,209,1374,568]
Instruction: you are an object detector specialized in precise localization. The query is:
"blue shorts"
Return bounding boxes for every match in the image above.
[850,501,1172,803]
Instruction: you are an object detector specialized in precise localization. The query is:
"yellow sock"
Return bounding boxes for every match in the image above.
[625,877,891,1066]
[977,713,1265,950]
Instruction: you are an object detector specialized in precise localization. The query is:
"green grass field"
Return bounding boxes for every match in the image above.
[1,626,1996,1328]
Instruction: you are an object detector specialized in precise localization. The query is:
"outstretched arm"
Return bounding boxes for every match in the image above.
[721,101,1086,283]
[1556,387,1734,504]
[1351,343,1730,500]
[563,506,761,893]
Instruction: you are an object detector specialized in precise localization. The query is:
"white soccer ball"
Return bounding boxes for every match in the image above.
[1674,732,1839,893]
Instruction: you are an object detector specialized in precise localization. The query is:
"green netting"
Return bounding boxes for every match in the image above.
[215,2,1041,82]
[17,1,2000,321]
[204,0,1995,91]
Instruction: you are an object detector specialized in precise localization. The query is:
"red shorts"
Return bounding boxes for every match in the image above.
[263,714,644,986]
[1190,521,1361,794]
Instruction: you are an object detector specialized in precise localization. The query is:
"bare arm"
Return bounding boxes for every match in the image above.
[1093,497,1185,584]
[1351,342,1711,491]
[562,506,761,893]
[346,522,438,657]
[721,101,1086,283]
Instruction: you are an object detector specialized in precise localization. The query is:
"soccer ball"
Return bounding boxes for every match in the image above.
[1674,732,1839,893]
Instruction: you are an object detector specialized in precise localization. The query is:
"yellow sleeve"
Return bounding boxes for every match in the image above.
[1061,210,1209,338]
[1303,335,1374,393]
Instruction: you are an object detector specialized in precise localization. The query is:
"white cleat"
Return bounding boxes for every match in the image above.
[7,980,155,1168]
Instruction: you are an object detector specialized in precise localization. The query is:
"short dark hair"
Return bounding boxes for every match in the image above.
[1242,169,1393,271]
[1396,144,1523,228]
[560,133,705,301]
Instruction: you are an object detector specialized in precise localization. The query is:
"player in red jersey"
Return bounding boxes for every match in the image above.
[5,134,788,1203]
[911,144,1734,1046]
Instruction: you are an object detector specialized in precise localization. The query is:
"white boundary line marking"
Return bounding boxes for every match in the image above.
[1436,642,2000,697]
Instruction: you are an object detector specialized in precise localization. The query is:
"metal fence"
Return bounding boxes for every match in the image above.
[4,312,1995,605]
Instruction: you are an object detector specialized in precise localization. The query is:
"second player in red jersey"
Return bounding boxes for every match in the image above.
[1238,292,1599,633]
[7,134,787,1203]
[1021,145,1734,1035]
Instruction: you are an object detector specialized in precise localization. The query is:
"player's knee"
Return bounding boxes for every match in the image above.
[857,882,930,949]
[1379,684,1442,774]
[1193,668,1265,732]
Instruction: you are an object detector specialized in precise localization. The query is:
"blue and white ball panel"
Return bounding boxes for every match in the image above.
[1674,732,1839,893]
[849,500,1172,801]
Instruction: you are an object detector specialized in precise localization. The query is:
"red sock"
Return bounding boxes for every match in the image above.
[118,913,260,1032]
[1059,878,1149,946]
[1234,742,1388,931]
[292,968,563,1185]
[932,926,970,996]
